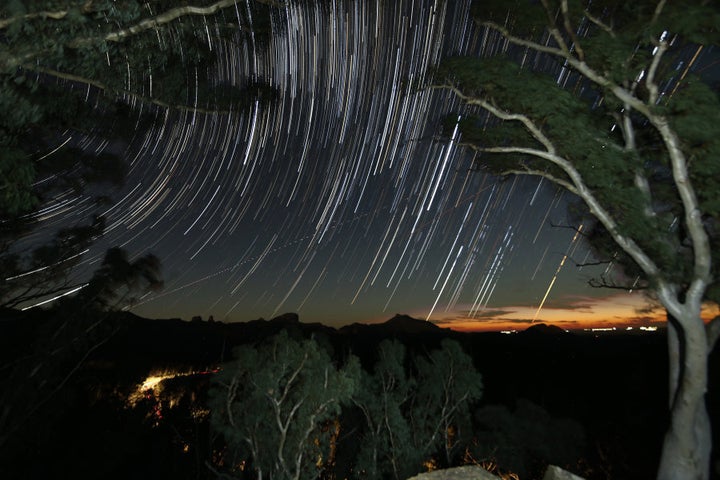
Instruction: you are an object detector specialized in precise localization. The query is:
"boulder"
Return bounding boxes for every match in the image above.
[542,465,586,480]
[405,466,501,480]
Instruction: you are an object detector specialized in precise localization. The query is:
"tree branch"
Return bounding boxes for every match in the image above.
[539,0,572,56]
[618,99,655,218]
[431,84,556,152]
[499,167,578,194]
[1,280,83,310]
[646,39,668,105]
[1,0,282,71]
[651,116,712,307]
[0,8,74,30]
[479,21,566,58]
[583,9,615,37]
[102,0,260,43]
[26,66,233,115]
[651,0,668,26]
[561,0,585,60]
[588,274,646,291]
[433,84,664,284]
[548,221,591,237]
[444,15,713,311]
[475,19,660,123]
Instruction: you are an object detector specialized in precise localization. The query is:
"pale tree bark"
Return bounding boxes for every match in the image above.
[1,0,284,71]
[433,7,716,475]
[656,297,711,480]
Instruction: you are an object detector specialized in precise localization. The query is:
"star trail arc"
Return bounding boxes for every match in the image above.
[22,0,603,327]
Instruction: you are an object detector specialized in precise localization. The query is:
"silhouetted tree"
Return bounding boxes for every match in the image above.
[1,0,280,309]
[352,339,482,479]
[0,215,106,309]
[412,339,483,467]
[208,331,360,480]
[432,2,719,478]
[0,246,163,452]
[353,340,417,480]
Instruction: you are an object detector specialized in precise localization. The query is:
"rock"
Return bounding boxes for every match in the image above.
[405,466,501,480]
[542,465,586,480]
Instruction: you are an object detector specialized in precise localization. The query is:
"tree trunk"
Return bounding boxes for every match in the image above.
[656,309,711,480]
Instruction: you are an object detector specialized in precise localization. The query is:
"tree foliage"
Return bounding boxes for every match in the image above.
[352,340,417,480]
[0,0,281,310]
[1,0,279,215]
[352,339,483,479]
[208,331,360,480]
[435,0,720,300]
[433,1,719,479]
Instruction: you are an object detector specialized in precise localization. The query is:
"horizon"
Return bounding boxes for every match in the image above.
[14,0,719,335]
[129,296,682,333]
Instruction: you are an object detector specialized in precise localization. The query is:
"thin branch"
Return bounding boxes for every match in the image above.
[561,0,585,60]
[103,0,253,43]
[588,275,646,291]
[434,85,663,283]
[548,221,591,237]
[619,100,655,218]
[651,0,668,26]
[570,258,615,268]
[481,20,654,119]
[459,142,580,193]
[583,9,615,37]
[646,40,668,105]
[0,9,71,30]
[539,0,571,55]
[26,66,233,115]
[431,84,556,152]
[479,20,566,57]
[499,167,579,195]
[2,281,82,309]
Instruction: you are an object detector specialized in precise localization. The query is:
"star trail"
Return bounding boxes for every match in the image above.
[23,0,661,330]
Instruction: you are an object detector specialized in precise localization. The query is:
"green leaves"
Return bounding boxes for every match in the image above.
[352,339,482,479]
[0,147,36,216]
[440,0,720,301]
[209,331,360,480]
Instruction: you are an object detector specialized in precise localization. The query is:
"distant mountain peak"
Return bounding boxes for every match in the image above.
[521,323,567,336]
[269,312,300,324]
[384,314,442,332]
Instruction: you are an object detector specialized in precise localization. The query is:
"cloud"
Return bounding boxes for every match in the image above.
[541,295,602,312]
[431,309,517,325]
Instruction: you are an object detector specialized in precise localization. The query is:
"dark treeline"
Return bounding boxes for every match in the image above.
[1,310,718,480]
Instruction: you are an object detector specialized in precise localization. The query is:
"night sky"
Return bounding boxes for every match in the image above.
[28,0,668,330]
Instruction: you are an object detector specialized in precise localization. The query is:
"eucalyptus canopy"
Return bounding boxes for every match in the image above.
[1,0,278,215]
[433,1,719,479]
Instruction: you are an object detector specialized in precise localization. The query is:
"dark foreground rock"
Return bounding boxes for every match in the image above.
[406,465,586,480]
[406,465,500,480]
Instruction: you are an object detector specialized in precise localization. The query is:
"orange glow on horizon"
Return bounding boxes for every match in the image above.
[426,293,719,333]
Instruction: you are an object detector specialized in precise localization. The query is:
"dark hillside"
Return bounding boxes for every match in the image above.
[1,309,718,479]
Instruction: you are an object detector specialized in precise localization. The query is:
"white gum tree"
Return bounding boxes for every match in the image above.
[432,1,719,479]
